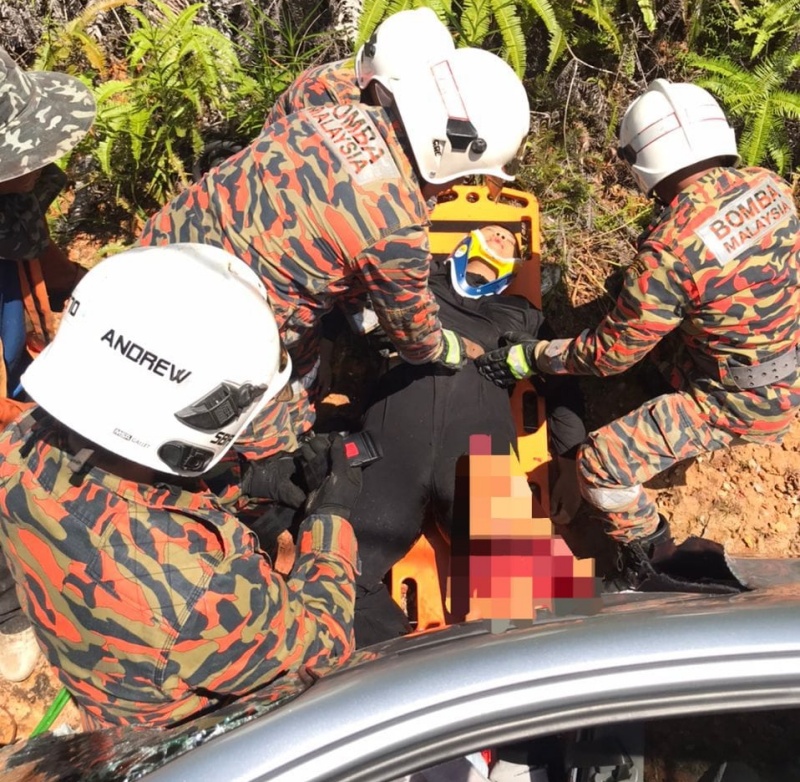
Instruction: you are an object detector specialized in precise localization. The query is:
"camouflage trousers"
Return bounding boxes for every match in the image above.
[576,392,745,542]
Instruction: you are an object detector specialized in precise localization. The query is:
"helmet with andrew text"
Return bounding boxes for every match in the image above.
[22,243,291,477]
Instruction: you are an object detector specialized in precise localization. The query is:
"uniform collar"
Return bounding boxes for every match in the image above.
[91,467,217,512]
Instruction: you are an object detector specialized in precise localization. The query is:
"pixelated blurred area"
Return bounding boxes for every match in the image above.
[450,435,600,624]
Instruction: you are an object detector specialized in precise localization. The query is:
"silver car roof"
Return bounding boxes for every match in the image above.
[3,577,800,782]
[139,583,800,782]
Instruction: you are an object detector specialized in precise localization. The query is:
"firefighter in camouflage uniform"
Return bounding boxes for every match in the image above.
[0,46,95,683]
[477,80,800,585]
[0,243,362,729]
[262,7,457,442]
[137,45,530,465]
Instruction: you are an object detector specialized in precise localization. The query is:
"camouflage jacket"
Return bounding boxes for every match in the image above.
[0,412,358,729]
[266,58,360,126]
[264,58,389,339]
[139,103,443,366]
[539,167,800,439]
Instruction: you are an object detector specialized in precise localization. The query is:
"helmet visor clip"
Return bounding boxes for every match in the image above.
[175,382,267,432]
[157,442,215,474]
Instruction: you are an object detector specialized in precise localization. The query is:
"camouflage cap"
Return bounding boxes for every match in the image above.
[0,46,96,183]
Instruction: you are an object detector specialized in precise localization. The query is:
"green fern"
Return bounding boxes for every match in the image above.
[498,0,567,76]
[574,0,623,54]
[733,0,800,58]
[635,0,657,32]
[90,1,260,211]
[34,0,136,75]
[356,0,459,46]
[492,0,528,76]
[685,0,744,48]
[687,50,800,173]
[356,0,563,77]
[425,0,455,20]
[460,0,495,47]
[545,27,568,71]
[356,0,393,46]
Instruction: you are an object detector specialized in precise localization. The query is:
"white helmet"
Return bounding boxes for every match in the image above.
[617,78,739,195]
[22,243,291,477]
[355,7,455,91]
[390,47,530,184]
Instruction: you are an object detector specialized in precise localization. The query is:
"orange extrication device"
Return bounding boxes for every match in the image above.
[388,184,553,630]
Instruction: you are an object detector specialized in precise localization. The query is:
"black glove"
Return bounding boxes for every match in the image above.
[294,433,336,494]
[242,452,306,508]
[242,433,345,507]
[305,434,363,519]
[246,503,299,557]
[475,330,544,388]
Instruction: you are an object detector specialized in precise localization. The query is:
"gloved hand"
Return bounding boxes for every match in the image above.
[475,330,547,388]
[246,502,299,558]
[243,433,343,507]
[294,432,336,494]
[434,328,468,371]
[242,452,306,508]
[305,434,363,519]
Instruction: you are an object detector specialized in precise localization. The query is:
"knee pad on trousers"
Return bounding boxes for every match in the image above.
[579,481,644,513]
[577,443,644,513]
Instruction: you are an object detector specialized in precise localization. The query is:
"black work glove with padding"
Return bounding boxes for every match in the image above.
[242,433,338,508]
[304,434,363,519]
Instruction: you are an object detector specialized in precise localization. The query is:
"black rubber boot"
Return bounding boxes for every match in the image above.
[611,516,674,590]
[633,515,673,558]
[610,516,746,595]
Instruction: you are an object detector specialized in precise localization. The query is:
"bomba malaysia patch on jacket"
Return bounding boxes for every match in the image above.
[138,104,442,367]
[540,166,800,437]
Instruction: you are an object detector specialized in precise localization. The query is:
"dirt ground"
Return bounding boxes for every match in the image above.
[657,420,800,557]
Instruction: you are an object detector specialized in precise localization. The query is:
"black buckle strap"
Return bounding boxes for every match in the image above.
[724,345,800,390]
[692,345,800,390]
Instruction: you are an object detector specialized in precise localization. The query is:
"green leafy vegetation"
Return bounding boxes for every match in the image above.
[20,0,800,284]
[225,0,330,141]
[36,0,329,217]
[86,1,258,213]
[685,0,800,174]
[34,0,135,75]
[354,0,563,76]
[688,50,800,174]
